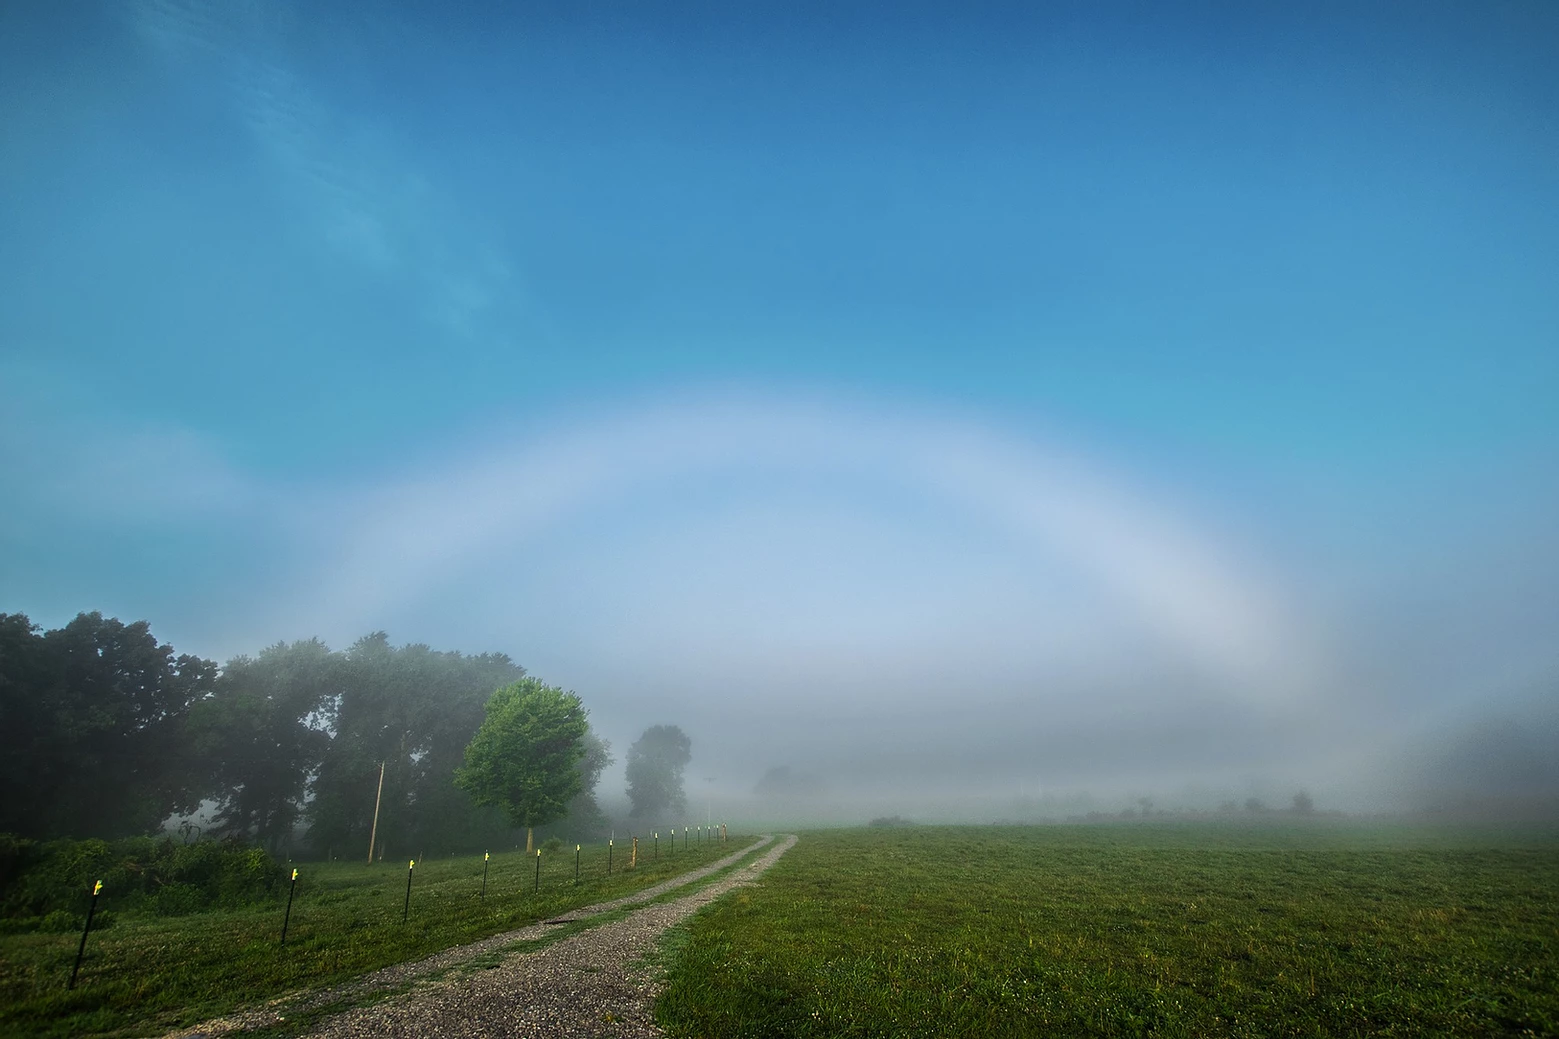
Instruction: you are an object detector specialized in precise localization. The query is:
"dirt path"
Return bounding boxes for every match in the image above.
[169,835,797,1039]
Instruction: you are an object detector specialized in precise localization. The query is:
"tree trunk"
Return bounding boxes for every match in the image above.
[526,827,533,854]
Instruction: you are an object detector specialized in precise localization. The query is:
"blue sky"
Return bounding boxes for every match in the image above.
[2,1,1556,810]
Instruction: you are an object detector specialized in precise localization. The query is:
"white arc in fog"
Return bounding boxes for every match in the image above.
[297,391,1314,705]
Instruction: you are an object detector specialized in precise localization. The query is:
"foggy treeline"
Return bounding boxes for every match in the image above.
[0,611,614,857]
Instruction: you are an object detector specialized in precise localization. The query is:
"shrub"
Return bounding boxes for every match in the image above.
[39,909,80,932]
[0,832,285,921]
[155,883,205,916]
[542,837,565,854]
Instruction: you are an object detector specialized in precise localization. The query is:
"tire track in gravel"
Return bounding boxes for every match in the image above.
[168,835,795,1039]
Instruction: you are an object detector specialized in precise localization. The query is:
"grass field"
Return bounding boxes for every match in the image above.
[655,823,1559,1038]
[0,831,747,1038]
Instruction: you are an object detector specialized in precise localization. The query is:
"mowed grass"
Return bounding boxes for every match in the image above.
[656,823,1559,1038]
[0,832,747,1038]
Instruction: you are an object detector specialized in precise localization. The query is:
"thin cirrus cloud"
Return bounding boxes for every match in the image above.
[128,0,524,341]
[0,361,255,528]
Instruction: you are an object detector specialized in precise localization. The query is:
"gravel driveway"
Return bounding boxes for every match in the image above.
[168,834,797,1039]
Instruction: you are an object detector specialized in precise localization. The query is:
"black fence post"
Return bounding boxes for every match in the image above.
[403,860,414,922]
[68,881,102,990]
[281,869,298,945]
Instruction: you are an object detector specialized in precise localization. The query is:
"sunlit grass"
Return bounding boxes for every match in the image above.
[656,823,1559,1038]
[0,833,747,1038]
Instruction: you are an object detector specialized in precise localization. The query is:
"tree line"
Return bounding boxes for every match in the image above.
[0,611,692,858]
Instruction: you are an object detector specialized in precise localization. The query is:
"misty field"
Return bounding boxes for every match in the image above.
[0,834,747,1038]
[656,823,1558,1038]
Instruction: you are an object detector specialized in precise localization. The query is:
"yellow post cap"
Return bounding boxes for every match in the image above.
[291,868,298,881]
[537,849,542,857]
[409,859,415,869]
[484,851,489,860]
[92,880,102,896]
[576,844,581,851]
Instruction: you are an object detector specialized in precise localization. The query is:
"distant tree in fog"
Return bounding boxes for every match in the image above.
[626,724,692,819]
[754,765,825,798]
[562,728,614,833]
[1245,797,1266,813]
[1291,790,1314,814]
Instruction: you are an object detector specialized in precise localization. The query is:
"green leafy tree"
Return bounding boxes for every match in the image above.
[455,678,590,852]
[626,724,692,820]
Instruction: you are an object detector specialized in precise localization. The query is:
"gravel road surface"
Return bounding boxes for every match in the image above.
[167,834,797,1039]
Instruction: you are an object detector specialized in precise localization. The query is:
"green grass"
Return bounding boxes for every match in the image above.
[655,823,1559,1038]
[0,832,750,1038]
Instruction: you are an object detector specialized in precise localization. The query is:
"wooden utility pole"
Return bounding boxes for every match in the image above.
[367,761,386,864]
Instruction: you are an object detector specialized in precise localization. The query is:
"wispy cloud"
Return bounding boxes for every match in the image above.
[128,0,526,339]
[0,360,255,528]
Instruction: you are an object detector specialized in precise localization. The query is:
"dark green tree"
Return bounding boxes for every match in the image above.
[188,639,339,852]
[0,613,54,836]
[396,645,529,855]
[305,633,524,860]
[626,724,692,820]
[455,678,589,852]
[0,612,215,838]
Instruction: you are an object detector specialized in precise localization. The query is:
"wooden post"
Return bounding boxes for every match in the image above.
[367,761,386,864]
